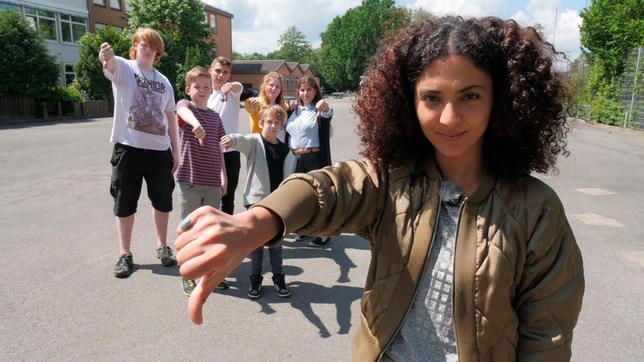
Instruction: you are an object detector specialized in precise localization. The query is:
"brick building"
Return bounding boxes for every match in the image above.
[232,60,317,99]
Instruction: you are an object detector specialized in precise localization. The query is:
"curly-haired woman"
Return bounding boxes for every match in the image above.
[175,16,584,361]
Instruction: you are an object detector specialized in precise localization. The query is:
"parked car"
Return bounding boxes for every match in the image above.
[240,87,258,102]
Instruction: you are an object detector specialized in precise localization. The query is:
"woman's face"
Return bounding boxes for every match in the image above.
[264,79,282,103]
[298,82,317,105]
[415,54,493,167]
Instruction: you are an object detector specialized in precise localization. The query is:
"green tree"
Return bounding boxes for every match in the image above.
[271,26,312,62]
[232,51,269,60]
[175,45,213,99]
[407,7,437,24]
[579,0,643,124]
[319,0,407,91]
[0,10,60,97]
[128,0,214,98]
[74,27,130,100]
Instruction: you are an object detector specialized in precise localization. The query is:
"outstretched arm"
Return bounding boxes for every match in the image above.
[176,101,205,145]
[175,159,386,324]
[175,206,281,324]
[99,42,116,76]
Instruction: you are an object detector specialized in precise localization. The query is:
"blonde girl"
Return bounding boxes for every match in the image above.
[244,71,289,135]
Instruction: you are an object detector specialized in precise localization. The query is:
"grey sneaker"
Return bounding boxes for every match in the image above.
[114,253,134,278]
[248,274,263,299]
[272,273,291,298]
[308,237,330,247]
[156,246,176,266]
[182,278,197,296]
[217,280,230,290]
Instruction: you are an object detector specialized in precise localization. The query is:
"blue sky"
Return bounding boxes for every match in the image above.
[205,0,589,61]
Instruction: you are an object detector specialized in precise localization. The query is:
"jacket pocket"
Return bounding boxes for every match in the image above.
[360,272,401,333]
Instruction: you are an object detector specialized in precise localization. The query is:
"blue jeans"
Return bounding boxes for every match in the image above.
[250,244,283,275]
[246,203,283,275]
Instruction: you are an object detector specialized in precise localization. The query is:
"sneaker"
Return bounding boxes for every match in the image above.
[308,236,331,247]
[272,273,291,298]
[182,278,197,296]
[113,253,134,278]
[156,246,176,266]
[248,274,263,299]
[217,280,230,290]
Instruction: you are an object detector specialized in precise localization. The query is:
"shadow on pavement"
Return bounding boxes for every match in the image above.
[214,233,369,337]
[135,263,181,277]
[0,117,99,130]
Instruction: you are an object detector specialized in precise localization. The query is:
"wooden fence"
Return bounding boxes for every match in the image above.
[0,95,35,119]
[0,95,113,121]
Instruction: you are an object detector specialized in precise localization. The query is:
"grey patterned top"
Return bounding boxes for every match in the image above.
[382,180,464,362]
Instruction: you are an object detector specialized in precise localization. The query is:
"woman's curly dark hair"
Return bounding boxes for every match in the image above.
[355,16,570,178]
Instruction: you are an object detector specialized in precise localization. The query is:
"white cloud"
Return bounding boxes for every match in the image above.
[510,0,582,60]
[204,0,361,54]
[408,0,510,17]
[204,0,582,61]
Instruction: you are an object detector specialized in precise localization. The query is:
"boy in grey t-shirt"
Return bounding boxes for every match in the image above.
[99,27,180,279]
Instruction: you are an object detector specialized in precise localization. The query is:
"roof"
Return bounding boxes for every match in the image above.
[299,64,311,72]
[202,2,234,18]
[286,62,299,71]
[233,60,286,74]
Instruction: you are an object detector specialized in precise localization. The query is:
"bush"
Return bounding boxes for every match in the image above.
[588,83,625,125]
[36,86,86,117]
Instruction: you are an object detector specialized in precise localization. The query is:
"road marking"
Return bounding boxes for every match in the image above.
[623,252,644,268]
[576,188,616,196]
[571,213,624,227]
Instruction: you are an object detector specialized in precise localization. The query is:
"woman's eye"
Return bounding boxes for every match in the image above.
[421,94,440,103]
[463,92,481,101]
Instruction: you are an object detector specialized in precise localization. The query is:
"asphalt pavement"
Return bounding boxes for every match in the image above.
[1,97,643,361]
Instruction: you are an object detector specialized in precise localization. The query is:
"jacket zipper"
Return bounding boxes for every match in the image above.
[378,178,442,361]
[450,200,466,360]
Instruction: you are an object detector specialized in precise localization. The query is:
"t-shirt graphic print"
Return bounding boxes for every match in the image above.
[105,57,176,151]
[128,73,167,136]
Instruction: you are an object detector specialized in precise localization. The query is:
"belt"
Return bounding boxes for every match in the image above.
[291,147,320,155]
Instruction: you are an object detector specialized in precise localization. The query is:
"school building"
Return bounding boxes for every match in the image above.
[0,0,233,87]
[232,60,318,99]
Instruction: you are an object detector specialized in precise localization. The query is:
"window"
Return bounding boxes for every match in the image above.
[209,14,216,33]
[95,23,106,31]
[60,14,87,43]
[109,0,121,10]
[113,26,123,32]
[0,2,20,12]
[286,76,297,92]
[64,64,75,86]
[24,7,57,41]
[94,0,105,5]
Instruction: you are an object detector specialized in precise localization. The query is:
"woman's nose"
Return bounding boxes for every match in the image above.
[440,102,460,126]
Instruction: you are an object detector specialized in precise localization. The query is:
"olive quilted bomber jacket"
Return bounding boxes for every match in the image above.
[256,157,584,362]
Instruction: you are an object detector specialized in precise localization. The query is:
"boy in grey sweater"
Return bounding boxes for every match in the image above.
[220,104,296,298]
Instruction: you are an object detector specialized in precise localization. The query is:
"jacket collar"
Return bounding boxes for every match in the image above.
[421,156,496,204]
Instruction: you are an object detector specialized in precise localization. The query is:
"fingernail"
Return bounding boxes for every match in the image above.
[180,217,192,230]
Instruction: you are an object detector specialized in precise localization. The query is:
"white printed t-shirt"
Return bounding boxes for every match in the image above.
[104,56,176,151]
[207,83,241,152]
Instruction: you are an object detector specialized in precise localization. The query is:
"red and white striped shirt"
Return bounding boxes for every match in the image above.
[176,100,225,186]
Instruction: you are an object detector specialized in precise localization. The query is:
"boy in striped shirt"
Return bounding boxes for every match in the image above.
[175,66,228,295]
